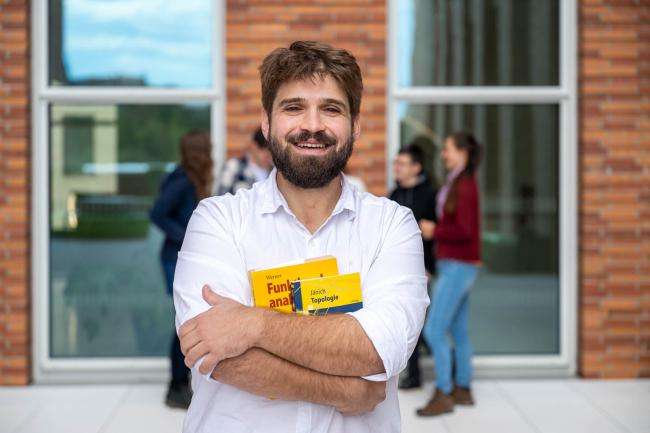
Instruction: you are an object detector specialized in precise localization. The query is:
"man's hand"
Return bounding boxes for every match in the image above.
[179,286,262,374]
[335,379,386,416]
[419,219,436,241]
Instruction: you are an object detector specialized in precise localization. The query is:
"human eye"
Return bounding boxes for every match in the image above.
[284,105,302,112]
[323,105,342,114]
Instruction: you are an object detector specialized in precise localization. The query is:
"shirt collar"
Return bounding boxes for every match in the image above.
[258,168,357,220]
[336,174,357,220]
[258,168,284,215]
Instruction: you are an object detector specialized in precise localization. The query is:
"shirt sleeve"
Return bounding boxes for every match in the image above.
[172,198,251,381]
[348,205,430,381]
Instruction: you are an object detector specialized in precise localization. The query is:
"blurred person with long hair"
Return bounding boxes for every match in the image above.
[150,129,214,409]
[416,131,482,416]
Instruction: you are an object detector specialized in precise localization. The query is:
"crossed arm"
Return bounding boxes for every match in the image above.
[180,286,384,377]
[212,348,385,416]
[178,286,386,414]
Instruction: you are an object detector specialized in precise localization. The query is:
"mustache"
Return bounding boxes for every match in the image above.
[286,131,337,147]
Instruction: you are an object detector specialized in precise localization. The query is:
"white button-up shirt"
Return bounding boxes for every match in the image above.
[174,169,429,433]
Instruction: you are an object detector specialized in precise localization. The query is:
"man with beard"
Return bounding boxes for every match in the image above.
[173,41,429,433]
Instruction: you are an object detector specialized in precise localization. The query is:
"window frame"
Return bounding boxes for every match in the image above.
[31,0,226,383]
[387,0,577,376]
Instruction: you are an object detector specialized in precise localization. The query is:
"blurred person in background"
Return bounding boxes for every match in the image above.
[416,131,482,416]
[389,142,438,389]
[216,126,273,195]
[150,130,214,409]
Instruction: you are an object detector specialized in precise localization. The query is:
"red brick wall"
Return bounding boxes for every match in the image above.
[579,0,650,378]
[225,0,387,195]
[0,0,31,385]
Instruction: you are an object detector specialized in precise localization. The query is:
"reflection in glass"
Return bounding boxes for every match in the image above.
[398,0,559,86]
[399,103,559,354]
[49,103,210,357]
[49,0,212,87]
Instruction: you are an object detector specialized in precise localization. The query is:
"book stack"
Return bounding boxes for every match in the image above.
[248,256,362,315]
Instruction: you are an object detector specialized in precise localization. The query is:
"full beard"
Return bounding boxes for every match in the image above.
[268,130,354,189]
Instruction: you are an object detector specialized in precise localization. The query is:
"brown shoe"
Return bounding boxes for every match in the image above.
[416,389,454,416]
[452,386,474,405]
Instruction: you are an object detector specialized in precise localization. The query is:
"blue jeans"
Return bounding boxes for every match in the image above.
[422,259,479,394]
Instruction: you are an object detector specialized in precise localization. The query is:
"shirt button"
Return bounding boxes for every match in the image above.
[308,239,316,248]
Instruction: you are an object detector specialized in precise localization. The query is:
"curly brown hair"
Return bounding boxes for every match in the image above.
[180,130,214,201]
[258,41,363,121]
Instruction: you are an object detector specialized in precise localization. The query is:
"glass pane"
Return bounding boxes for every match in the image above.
[49,0,212,88]
[397,0,559,86]
[399,103,559,354]
[49,103,210,357]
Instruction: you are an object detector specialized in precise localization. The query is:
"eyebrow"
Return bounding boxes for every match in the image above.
[278,97,306,107]
[322,98,347,111]
[277,97,348,111]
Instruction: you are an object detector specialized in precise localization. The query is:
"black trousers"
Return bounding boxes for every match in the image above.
[162,258,191,386]
[406,335,423,381]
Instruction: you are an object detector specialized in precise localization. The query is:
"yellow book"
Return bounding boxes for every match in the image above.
[292,272,363,315]
[249,256,338,313]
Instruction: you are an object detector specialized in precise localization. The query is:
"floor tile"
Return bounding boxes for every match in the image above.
[497,380,625,433]
[0,404,40,433]
[442,382,537,433]
[15,386,126,433]
[570,380,650,433]
[0,386,57,405]
[101,385,185,433]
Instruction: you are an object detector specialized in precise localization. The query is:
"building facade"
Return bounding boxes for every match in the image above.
[0,0,647,385]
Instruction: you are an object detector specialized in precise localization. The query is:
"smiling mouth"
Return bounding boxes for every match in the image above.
[294,142,329,149]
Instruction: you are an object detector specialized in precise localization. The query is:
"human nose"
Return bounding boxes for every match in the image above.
[300,107,325,133]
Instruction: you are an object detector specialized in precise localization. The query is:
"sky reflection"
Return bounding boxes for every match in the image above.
[59,0,212,88]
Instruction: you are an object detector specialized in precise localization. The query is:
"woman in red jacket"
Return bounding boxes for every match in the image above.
[416,131,482,417]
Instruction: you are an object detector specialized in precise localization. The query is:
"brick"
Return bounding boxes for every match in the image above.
[0,0,31,386]
[578,0,648,378]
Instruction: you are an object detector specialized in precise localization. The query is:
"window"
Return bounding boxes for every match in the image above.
[397,0,559,87]
[389,0,577,370]
[49,0,212,88]
[49,103,210,358]
[34,0,224,380]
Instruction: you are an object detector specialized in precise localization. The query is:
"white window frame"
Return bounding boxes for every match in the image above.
[387,0,577,377]
[31,0,226,383]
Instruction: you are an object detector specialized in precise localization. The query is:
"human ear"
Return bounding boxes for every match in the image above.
[261,110,270,140]
[352,115,361,140]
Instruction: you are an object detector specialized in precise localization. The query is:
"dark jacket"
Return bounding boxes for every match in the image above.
[389,172,438,273]
[150,166,198,263]
[435,175,481,262]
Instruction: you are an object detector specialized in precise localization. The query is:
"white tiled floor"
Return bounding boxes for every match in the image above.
[0,380,648,433]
